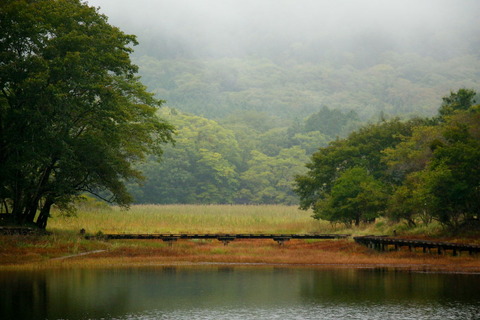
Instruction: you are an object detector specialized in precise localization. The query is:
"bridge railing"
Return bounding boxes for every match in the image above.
[354,235,480,256]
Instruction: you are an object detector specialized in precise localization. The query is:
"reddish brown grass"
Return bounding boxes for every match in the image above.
[2,236,479,273]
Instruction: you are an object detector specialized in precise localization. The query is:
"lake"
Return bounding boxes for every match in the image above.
[1,266,479,320]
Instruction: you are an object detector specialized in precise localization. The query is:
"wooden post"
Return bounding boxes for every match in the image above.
[217,237,235,246]
[273,237,290,246]
[162,237,178,247]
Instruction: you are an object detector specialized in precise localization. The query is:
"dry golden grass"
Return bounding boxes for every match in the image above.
[47,204,331,234]
[3,238,480,273]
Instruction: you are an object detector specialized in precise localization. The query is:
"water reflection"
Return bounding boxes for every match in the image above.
[300,268,480,304]
[0,267,479,320]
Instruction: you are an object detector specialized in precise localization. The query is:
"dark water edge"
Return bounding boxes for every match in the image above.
[1,266,479,320]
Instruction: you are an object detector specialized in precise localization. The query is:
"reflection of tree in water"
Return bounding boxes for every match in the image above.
[0,273,48,320]
[299,269,480,305]
[0,270,133,320]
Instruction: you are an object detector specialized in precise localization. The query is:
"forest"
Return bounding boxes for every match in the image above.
[2,0,480,231]
[128,106,359,204]
[113,0,480,213]
[129,88,480,231]
[127,48,480,211]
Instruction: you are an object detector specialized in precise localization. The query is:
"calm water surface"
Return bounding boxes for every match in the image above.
[1,266,479,320]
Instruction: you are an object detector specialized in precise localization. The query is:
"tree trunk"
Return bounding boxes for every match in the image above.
[27,164,54,225]
[36,197,54,229]
[24,201,39,225]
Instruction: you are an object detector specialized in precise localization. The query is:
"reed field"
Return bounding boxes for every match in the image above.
[48,203,446,237]
[48,204,333,235]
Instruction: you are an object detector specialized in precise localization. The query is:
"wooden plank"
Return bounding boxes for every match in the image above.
[86,233,350,241]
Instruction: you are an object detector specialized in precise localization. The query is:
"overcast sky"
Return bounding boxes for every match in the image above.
[85,0,480,59]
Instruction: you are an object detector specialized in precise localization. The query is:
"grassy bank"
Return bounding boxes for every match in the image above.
[1,205,479,272]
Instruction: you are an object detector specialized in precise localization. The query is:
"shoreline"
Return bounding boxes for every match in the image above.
[2,238,479,273]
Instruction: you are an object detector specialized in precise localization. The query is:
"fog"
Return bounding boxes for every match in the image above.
[85,0,480,60]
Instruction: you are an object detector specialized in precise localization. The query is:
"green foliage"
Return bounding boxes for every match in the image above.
[294,118,421,210]
[385,91,480,229]
[382,124,441,183]
[386,171,434,227]
[304,106,360,138]
[238,147,309,204]
[128,110,312,205]
[313,167,387,226]
[296,89,480,232]
[128,111,239,204]
[438,88,477,118]
[425,117,480,227]
[129,41,480,211]
[0,0,174,228]
[128,101,363,205]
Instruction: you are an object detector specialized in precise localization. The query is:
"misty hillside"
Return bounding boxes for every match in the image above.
[135,54,479,120]
[88,0,480,121]
[85,0,480,205]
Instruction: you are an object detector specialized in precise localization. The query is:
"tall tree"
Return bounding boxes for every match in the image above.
[0,0,174,228]
[438,88,477,118]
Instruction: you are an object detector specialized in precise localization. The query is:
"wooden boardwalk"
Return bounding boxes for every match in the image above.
[87,233,350,245]
[354,235,480,256]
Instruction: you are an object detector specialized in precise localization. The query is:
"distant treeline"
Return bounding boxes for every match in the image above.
[136,53,480,121]
[128,106,360,205]
[130,89,480,232]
